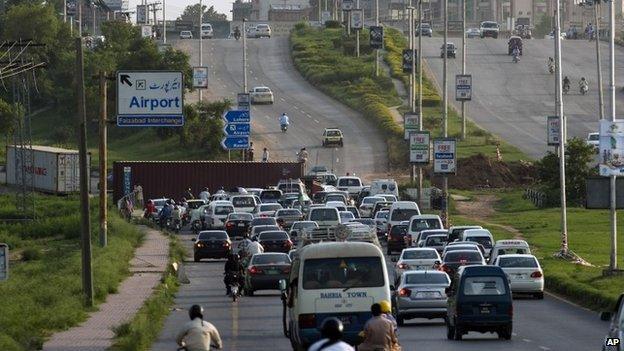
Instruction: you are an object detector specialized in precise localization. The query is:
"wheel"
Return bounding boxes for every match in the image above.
[498,324,512,340]
[397,315,405,326]
[194,255,200,262]
[534,292,544,299]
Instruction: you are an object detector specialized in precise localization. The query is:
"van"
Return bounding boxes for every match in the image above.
[407,214,443,243]
[460,229,494,258]
[336,176,364,197]
[277,179,306,194]
[489,239,531,263]
[445,265,513,340]
[260,189,283,203]
[230,195,258,213]
[448,225,482,242]
[306,207,340,228]
[325,201,347,212]
[201,200,234,229]
[369,179,399,197]
[387,201,421,233]
[201,23,213,38]
[280,242,391,348]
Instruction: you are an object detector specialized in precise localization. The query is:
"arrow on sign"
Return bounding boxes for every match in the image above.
[222,110,251,123]
[120,74,132,87]
[223,123,250,136]
[221,136,250,150]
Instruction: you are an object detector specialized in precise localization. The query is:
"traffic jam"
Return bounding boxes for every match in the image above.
[143,173,544,349]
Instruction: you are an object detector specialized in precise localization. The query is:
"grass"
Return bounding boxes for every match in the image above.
[0,194,144,350]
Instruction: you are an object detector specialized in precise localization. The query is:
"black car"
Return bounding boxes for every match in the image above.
[446,265,513,340]
[224,213,254,239]
[387,224,409,254]
[441,250,485,276]
[244,253,291,296]
[258,231,293,253]
[193,230,231,262]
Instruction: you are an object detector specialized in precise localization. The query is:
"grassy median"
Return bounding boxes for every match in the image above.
[0,195,143,351]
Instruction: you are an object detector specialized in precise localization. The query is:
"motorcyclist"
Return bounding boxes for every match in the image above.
[224,253,243,295]
[176,304,223,351]
[379,300,398,335]
[512,46,520,62]
[308,317,355,351]
[171,205,182,229]
[234,26,241,40]
[239,238,264,266]
[579,77,588,89]
[358,303,399,351]
[279,113,290,130]
[159,200,172,227]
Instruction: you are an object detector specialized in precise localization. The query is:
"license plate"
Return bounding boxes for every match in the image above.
[514,274,525,279]
[238,223,245,227]
[267,269,279,275]
[480,307,491,314]
[416,291,437,299]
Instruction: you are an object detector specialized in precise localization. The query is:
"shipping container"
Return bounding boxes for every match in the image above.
[5,145,90,194]
[112,161,304,202]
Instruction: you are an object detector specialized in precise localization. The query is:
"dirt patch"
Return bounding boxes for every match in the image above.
[454,194,525,240]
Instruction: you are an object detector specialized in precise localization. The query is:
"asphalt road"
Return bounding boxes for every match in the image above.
[174,37,388,181]
[421,37,624,159]
[153,229,608,351]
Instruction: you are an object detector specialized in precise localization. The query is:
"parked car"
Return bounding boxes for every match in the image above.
[179,30,193,39]
[446,265,513,340]
[466,28,481,38]
[440,42,457,58]
[493,254,544,299]
[224,212,254,240]
[393,247,441,281]
[441,249,486,276]
[257,231,293,253]
[394,270,451,325]
[244,253,291,295]
[193,230,231,261]
[250,86,274,104]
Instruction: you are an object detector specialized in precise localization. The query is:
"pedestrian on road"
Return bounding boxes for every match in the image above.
[308,317,355,351]
[248,142,255,161]
[358,303,400,351]
[176,304,223,351]
[262,148,269,162]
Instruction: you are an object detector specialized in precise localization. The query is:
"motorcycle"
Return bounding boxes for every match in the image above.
[580,82,588,95]
[234,31,241,41]
[281,123,288,133]
[563,83,570,95]
[225,271,242,302]
[548,63,555,74]
[512,53,519,63]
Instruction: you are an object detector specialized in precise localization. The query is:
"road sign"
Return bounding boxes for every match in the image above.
[223,123,251,136]
[455,74,472,101]
[410,131,430,164]
[0,243,8,281]
[237,93,250,111]
[141,25,152,38]
[433,138,457,174]
[136,4,147,24]
[350,9,364,29]
[402,49,416,73]
[123,166,132,196]
[370,26,384,49]
[66,0,76,16]
[223,110,251,123]
[193,67,208,89]
[403,113,420,140]
[116,71,184,127]
[599,119,624,177]
[322,11,332,23]
[547,116,560,146]
[342,0,354,11]
[221,136,250,150]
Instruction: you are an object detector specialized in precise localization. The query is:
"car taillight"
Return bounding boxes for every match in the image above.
[248,266,263,275]
[399,288,411,297]
[530,271,543,278]
[284,240,293,248]
[298,314,316,329]
[397,263,409,269]
[223,242,230,247]
[226,222,234,228]
[282,266,291,274]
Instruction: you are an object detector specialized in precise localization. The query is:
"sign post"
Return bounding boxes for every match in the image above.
[547,116,561,146]
[410,131,430,164]
[237,93,251,111]
[403,113,420,140]
[350,9,364,29]
[0,243,8,281]
[116,71,184,127]
[455,74,472,101]
[141,25,152,38]
[369,26,384,49]
[192,67,208,90]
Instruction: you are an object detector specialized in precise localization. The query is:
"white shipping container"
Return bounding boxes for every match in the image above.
[5,145,90,194]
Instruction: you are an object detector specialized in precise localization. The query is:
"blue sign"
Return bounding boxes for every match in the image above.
[117,115,184,127]
[123,166,132,195]
[223,123,251,136]
[221,136,250,150]
[223,110,251,123]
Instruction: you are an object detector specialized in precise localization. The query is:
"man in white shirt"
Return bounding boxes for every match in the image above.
[308,317,354,351]
[199,187,211,201]
[176,305,222,351]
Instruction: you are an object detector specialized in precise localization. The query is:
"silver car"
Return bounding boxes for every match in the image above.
[393,270,451,325]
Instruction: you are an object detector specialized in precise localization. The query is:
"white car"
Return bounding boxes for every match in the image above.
[250,86,274,104]
[339,210,355,223]
[336,176,363,197]
[201,23,213,39]
[407,214,444,245]
[393,247,441,282]
[587,132,599,149]
[255,23,272,38]
[374,210,390,234]
[254,203,283,218]
[246,26,257,38]
[359,196,386,218]
[179,30,193,39]
[493,254,544,299]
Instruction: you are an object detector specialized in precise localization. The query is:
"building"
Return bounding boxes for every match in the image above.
[232,0,311,21]
[269,4,311,21]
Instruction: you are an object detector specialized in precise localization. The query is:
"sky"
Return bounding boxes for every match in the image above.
[128,0,232,21]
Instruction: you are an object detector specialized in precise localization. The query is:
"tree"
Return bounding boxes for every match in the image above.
[2,4,60,45]
[0,99,17,135]
[178,4,227,25]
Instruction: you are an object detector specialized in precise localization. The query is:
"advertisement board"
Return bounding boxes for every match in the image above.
[402,49,416,73]
[455,74,472,101]
[192,67,209,89]
[547,116,560,146]
[370,26,384,49]
[403,113,420,140]
[350,9,364,29]
[599,119,624,176]
[410,131,430,164]
[433,138,457,174]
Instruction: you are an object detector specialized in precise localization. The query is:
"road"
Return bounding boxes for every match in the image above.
[421,37,624,159]
[153,229,608,351]
[174,37,388,181]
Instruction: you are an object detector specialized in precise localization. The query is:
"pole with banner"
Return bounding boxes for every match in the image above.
[193,67,208,91]
[546,115,560,151]
[410,131,430,209]
[404,113,419,140]
[456,74,471,141]
[351,6,363,57]
[433,138,456,227]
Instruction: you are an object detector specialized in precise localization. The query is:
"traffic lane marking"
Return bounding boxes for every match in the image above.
[538,346,551,351]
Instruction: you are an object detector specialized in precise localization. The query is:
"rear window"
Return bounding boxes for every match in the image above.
[198,232,228,240]
[228,213,253,221]
[302,257,384,290]
[463,276,507,295]
[497,256,538,268]
[376,211,389,220]
[310,209,338,221]
[326,130,341,136]
[260,204,282,211]
[260,190,282,201]
[481,22,499,28]
[390,225,408,236]
[278,210,301,216]
[410,219,442,231]
[426,236,448,245]
[292,222,318,230]
[405,273,449,285]
[363,197,384,204]
[589,133,599,141]
[259,232,288,240]
[354,219,375,226]
[390,208,419,222]
[444,251,482,262]
[325,195,345,202]
[257,24,269,29]
[215,206,233,215]
[466,236,493,248]
[256,87,270,92]
[252,254,290,265]
[338,178,361,187]
[419,231,446,241]
[254,226,279,234]
[340,212,355,220]
[233,197,255,206]
[251,218,277,226]
[495,248,528,256]
[402,250,438,259]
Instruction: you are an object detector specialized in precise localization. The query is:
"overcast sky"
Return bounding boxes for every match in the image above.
[128,0,232,21]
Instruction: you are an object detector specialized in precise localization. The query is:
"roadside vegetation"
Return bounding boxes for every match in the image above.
[0,194,144,350]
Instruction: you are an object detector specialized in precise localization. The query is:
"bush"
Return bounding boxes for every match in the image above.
[21,248,41,261]
[325,20,341,28]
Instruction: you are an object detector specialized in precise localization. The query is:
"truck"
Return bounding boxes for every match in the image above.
[300,222,380,247]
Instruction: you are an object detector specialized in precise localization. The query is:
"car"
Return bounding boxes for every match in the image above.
[394,270,451,325]
[192,230,231,261]
[443,242,486,258]
[149,198,171,219]
[446,265,513,340]
[480,21,500,38]
[200,23,213,39]
[351,218,376,230]
[322,128,344,147]
[255,23,272,38]
[359,196,386,218]
[259,189,283,204]
[179,30,193,39]
[254,203,283,218]
[379,194,398,203]
[324,193,348,204]
[587,132,599,149]
[489,239,531,263]
[249,217,278,229]
[421,233,448,254]
[440,42,457,58]
[289,221,318,245]
[339,210,356,223]
[250,225,281,241]
[493,254,544,298]
[466,28,481,38]
[387,223,409,254]
[393,247,441,280]
[415,22,433,37]
[460,229,494,258]
[346,206,360,218]
[448,225,482,243]
[374,210,390,237]
[307,207,340,228]
[201,201,235,229]
[250,86,274,104]
[246,26,257,38]
[244,252,291,295]
[372,201,393,217]
[224,213,254,240]
[407,215,444,245]
[275,208,303,229]
[388,201,421,235]
[336,176,364,197]
[600,293,624,351]
[257,230,293,253]
[441,249,486,276]
[230,195,258,213]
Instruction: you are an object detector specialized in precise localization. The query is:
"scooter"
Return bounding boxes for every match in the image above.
[580,83,588,95]
[512,53,519,63]
[225,272,241,302]
[281,123,288,133]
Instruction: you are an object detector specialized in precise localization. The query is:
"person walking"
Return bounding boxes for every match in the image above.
[358,303,400,351]
[308,317,354,351]
[262,148,269,162]
[176,305,223,351]
[248,142,255,161]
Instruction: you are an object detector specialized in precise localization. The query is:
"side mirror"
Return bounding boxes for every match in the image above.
[391,257,397,262]
[600,311,613,321]
[279,279,288,292]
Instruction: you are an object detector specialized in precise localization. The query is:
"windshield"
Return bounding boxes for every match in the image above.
[233,197,255,206]
[444,251,482,262]
[251,218,277,226]
[198,232,228,240]
[278,210,301,216]
[326,195,345,203]
[255,87,270,92]
[338,178,361,187]
[310,209,339,221]
[411,219,442,231]
[402,250,438,259]
[302,257,384,290]
[481,22,498,28]
[252,254,290,265]
[426,236,448,245]
[340,212,355,221]
[326,130,341,137]
[254,226,279,234]
[495,247,528,256]
[463,276,507,295]
[376,211,389,219]
[589,134,599,141]
[390,208,419,222]
[390,225,408,236]
[466,236,493,248]
[260,204,282,211]
[259,232,288,240]
[405,273,449,285]
[498,256,538,268]
[260,191,282,201]
[228,213,253,221]
[215,206,233,215]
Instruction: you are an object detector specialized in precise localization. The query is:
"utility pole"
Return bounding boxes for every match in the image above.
[92,5,96,36]
[243,18,248,92]
[410,6,417,186]
[594,2,604,120]
[375,0,379,77]
[63,0,67,23]
[417,0,423,207]
[461,0,467,140]
[198,0,203,102]
[608,0,618,271]
[319,0,322,23]
[408,3,413,118]
[442,0,449,227]
[78,0,82,37]
[75,38,93,307]
[356,0,360,57]
[554,0,568,256]
[163,0,167,44]
[99,71,107,248]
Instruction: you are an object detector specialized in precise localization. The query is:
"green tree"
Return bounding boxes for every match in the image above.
[2,4,60,44]
[0,99,17,135]
[178,4,227,25]
[533,13,552,38]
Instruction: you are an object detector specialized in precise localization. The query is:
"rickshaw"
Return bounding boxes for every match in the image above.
[508,36,523,55]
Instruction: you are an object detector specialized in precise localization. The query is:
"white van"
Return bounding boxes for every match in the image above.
[407,214,443,243]
[369,179,399,197]
[336,176,364,197]
[387,201,420,233]
[460,229,495,258]
[489,239,531,263]
[280,242,391,349]
[230,195,258,213]
[325,201,347,212]
[306,207,340,228]
[201,23,213,38]
[201,200,234,229]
